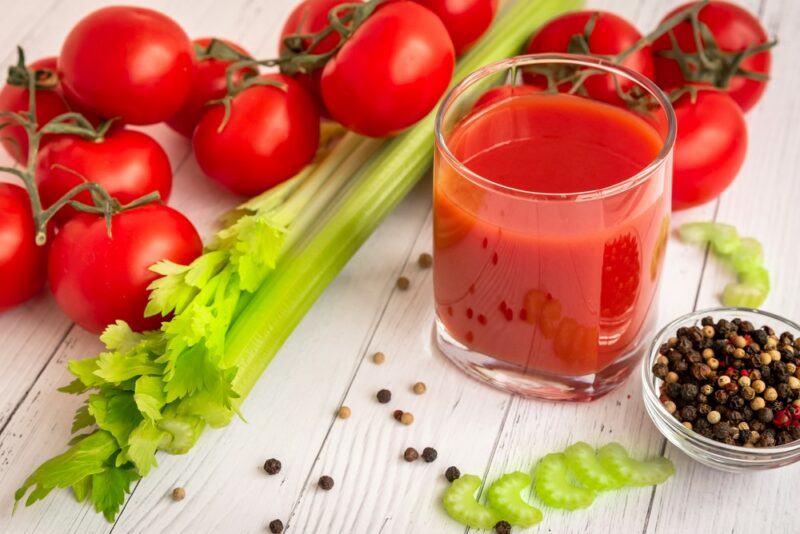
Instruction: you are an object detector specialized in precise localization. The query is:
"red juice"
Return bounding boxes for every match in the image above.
[434,92,671,381]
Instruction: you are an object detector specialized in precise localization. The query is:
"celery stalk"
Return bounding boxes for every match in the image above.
[15,0,583,521]
[228,0,585,398]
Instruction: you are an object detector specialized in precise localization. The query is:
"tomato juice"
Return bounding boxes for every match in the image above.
[434,90,672,398]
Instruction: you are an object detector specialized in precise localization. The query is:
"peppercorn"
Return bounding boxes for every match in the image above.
[396,276,410,290]
[703,325,715,338]
[413,382,427,395]
[751,397,766,411]
[764,387,778,402]
[759,352,772,366]
[789,377,800,390]
[656,354,669,366]
[714,390,729,404]
[707,411,721,424]
[664,400,677,414]
[445,466,461,482]
[171,487,186,502]
[707,357,720,370]
[377,389,392,403]
[400,412,414,425]
[372,351,386,364]
[700,384,713,396]
[318,475,334,490]
[337,406,352,419]
[495,520,512,534]
[777,383,792,400]
[680,405,698,421]
[653,363,669,379]
[752,380,766,393]
[264,458,282,475]
[717,375,731,387]
[698,403,712,416]
[418,252,433,268]
[728,396,745,410]
[666,382,682,399]
[682,421,693,430]
[738,376,751,388]
[733,348,746,359]
[734,336,747,348]
[753,330,769,347]
[403,447,419,462]
[738,422,750,431]
[681,383,699,402]
[757,408,774,423]
[674,360,689,373]
[269,519,284,534]
[422,447,438,463]
[728,410,743,423]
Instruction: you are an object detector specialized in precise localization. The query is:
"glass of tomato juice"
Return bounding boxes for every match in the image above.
[433,55,676,401]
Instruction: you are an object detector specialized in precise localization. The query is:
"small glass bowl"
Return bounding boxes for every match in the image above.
[642,307,800,472]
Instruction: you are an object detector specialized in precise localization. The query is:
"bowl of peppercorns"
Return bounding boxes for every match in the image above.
[642,308,800,472]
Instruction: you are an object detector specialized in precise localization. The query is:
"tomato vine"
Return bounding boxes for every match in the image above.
[0,48,160,244]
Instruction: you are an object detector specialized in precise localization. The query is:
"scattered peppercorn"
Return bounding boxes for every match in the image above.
[372,351,386,364]
[445,466,461,482]
[413,382,427,395]
[396,276,410,290]
[653,317,800,448]
[422,447,438,462]
[269,519,284,533]
[337,405,352,419]
[377,389,392,403]
[318,475,334,490]
[418,252,433,268]
[495,520,512,534]
[404,447,419,462]
[171,487,186,502]
[264,458,281,475]
[393,409,404,421]
[400,412,414,425]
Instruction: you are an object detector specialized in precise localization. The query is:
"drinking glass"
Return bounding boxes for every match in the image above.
[433,54,676,401]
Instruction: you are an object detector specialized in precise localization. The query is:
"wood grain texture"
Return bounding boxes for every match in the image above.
[0,0,797,533]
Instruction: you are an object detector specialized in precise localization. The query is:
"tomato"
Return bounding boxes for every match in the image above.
[0,184,48,311]
[48,204,202,333]
[167,38,254,138]
[0,57,70,164]
[472,84,542,110]
[320,1,455,137]
[525,11,654,104]
[652,1,770,112]
[671,90,747,210]
[412,0,498,55]
[59,6,193,125]
[279,0,352,114]
[192,74,320,196]
[36,128,173,226]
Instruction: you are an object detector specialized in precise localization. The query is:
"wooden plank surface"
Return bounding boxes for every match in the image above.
[0,0,798,533]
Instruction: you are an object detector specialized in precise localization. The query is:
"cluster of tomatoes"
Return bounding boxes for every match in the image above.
[0,0,498,331]
[521,0,771,210]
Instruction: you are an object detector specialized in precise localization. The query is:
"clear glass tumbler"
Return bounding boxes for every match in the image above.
[433,54,677,401]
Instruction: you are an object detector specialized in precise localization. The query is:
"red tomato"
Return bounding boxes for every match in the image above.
[525,11,654,104]
[671,90,747,210]
[652,1,770,112]
[0,184,48,311]
[192,74,320,196]
[412,0,498,55]
[167,38,254,138]
[0,57,70,164]
[59,6,194,125]
[36,128,173,226]
[472,84,543,110]
[320,1,455,137]
[279,0,353,114]
[48,204,202,333]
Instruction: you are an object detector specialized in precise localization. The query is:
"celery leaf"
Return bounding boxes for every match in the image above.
[125,420,166,476]
[88,392,142,446]
[90,466,139,522]
[134,376,166,421]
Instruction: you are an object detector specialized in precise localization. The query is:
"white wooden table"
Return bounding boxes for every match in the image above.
[0,0,798,532]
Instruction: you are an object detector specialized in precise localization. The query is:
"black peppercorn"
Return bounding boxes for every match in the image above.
[653,363,669,379]
[318,475,334,490]
[666,382,682,399]
[778,431,793,445]
[680,383,699,402]
[495,520,512,534]
[698,403,712,416]
[714,390,729,404]
[753,330,769,347]
[377,389,392,403]
[728,410,743,423]
[269,519,284,533]
[701,316,715,327]
[777,383,792,399]
[680,405,698,421]
[264,458,282,475]
[674,360,689,373]
[422,447,438,463]
[757,408,774,423]
[445,466,461,482]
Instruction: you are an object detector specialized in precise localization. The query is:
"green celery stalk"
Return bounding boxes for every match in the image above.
[227,0,585,399]
[15,0,583,521]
